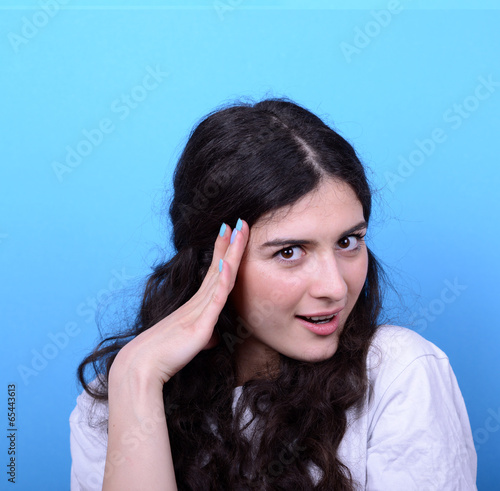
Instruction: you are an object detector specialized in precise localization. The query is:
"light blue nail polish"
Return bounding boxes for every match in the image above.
[230,229,238,244]
[219,259,223,272]
[236,218,243,231]
[219,223,226,237]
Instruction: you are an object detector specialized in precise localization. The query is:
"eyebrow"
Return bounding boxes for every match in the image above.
[259,221,368,249]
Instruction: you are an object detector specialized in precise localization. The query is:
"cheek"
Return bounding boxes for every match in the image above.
[254,268,293,311]
[267,280,301,314]
[239,264,302,319]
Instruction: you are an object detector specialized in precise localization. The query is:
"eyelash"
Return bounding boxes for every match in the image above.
[273,233,366,264]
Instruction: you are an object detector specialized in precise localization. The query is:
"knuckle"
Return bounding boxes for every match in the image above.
[211,290,224,305]
[205,261,219,278]
[176,311,198,331]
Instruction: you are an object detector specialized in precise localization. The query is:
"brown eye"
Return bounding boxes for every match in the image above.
[281,248,295,259]
[337,236,362,252]
[275,246,303,263]
[338,237,351,249]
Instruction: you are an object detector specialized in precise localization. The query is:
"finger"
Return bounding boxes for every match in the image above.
[201,330,220,350]
[222,219,249,288]
[196,222,233,297]
[210,222,233,275]
[196,219,249,316]
[198,247,247,331]
[185,221,235,315]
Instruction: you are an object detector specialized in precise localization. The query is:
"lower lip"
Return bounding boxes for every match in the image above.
[296,315,339,336]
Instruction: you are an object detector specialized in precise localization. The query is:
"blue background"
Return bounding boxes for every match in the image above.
[1,1,499,489]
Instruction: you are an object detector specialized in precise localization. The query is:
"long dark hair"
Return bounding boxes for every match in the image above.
[77,98,384,490]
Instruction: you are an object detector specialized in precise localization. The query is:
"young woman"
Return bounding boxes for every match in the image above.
[70,98,477,490]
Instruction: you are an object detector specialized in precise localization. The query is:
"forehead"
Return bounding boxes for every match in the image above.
[251,179,363,237]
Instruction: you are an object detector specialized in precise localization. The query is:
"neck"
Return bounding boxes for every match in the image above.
[235,345,280,386]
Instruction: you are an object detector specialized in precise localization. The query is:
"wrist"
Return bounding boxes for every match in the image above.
[109,349,167,398]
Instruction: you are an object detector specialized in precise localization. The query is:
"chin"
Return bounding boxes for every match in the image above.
[292,344,339,363]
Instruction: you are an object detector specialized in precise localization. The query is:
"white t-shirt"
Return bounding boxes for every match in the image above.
[69,325,477,490]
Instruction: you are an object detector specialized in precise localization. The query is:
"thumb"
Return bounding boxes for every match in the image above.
[202,330,220,350]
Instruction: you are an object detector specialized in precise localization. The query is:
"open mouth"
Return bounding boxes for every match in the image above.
[296,314,336,324]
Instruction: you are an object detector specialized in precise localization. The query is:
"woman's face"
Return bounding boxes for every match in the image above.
[229,178,369,381]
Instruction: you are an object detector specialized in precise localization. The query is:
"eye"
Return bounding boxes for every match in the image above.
[337,234,364,252]
[274,246,304,263]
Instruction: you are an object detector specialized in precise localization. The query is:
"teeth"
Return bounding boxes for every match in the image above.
[304,314,336,322]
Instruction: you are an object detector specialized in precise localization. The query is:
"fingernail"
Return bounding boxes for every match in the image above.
[219,259,223,272]
[230,229,238,244]
[219,223,226,237]
[236,218,243,231]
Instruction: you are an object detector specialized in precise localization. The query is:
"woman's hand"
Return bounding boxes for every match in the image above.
[110,219,249,387]
[103,222,249,491]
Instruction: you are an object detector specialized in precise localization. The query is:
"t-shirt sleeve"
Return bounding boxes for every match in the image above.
[69,387,109,490]
[365,348,477,491]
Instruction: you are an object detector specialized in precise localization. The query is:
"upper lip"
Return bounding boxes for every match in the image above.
[296,308,344,317]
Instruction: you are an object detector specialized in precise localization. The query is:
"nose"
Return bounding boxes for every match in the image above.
[307,252,348,302]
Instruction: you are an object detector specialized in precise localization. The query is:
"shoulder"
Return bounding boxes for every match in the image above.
[364,324,462,415]
[367,324,448,371]
[70,379,109,438]
[361,326,477,489]
[69,379,109,490]
[367,325,458,418]
[365,325,459,412]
